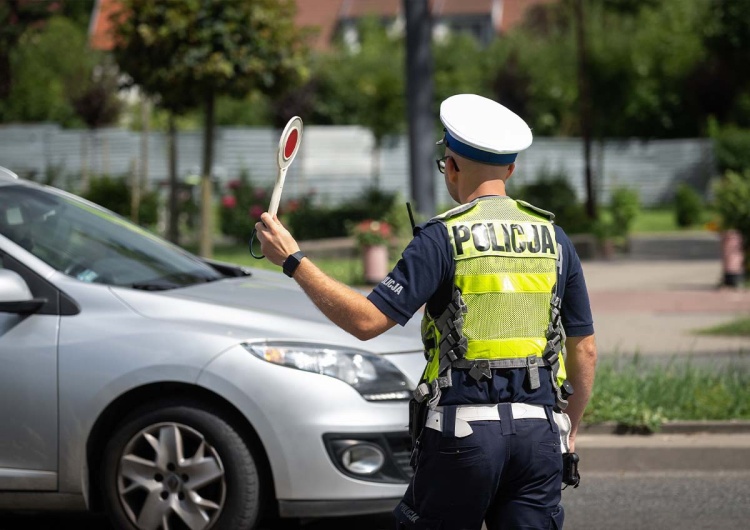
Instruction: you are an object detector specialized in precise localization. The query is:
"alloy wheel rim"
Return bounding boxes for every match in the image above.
[117,422,227,530]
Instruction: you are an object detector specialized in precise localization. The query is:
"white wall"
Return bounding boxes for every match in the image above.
[0,124,716,209]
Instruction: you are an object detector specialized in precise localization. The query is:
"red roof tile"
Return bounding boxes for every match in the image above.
[435,0,495,16]
[340,0,402,18]
[295,0,344,50]
[497,0,557,33]
[88,0,120,51]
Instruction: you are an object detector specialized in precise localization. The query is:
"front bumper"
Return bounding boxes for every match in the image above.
[279,496,403,518]
[198,345,422,512]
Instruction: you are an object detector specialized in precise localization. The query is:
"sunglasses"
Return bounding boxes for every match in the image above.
[436,155,460,174]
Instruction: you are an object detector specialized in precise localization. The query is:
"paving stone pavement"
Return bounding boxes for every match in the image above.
[582,259,750,360]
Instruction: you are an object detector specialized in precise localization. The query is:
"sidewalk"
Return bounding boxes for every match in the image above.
[583,258,750,360]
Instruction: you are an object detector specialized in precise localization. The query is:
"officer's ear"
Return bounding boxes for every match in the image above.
[503,163,516,182]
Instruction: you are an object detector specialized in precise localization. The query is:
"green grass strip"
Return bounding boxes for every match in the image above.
[696,317,750,337]
[584,357,750,432]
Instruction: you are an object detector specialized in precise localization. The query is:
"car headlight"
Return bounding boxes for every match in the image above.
[242,341,412,401]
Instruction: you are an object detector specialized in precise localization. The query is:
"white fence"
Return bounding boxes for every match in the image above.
[0,123,716,209]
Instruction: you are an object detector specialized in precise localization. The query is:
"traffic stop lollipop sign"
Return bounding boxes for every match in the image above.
[249,116,303,259]
[268,116,303,217]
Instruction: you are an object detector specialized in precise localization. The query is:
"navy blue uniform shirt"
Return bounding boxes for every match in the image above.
[367,196,594,406]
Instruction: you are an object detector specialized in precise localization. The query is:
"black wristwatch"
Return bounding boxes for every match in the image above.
[282,251,306,278]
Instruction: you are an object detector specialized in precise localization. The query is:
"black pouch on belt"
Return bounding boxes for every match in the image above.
[408,398,428,451]
[562,452,581,488]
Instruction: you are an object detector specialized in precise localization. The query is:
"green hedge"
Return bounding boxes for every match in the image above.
[84,175,158,226]
[513,169,590,234]
[674,184,704,228]
[286,187,402,241]
[713,126,750,174]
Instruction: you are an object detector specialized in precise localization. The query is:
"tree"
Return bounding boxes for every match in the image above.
[0,13,120,127]
[312,18,406,187]
[0,0,57,110]
[112,0,307,257]
[700,0,750,127]
[433,33,492,114]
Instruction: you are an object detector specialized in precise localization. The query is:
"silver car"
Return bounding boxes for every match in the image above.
[0,167,425,530]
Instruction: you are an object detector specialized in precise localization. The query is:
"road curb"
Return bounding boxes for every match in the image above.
[576,422,750,472]
[579,420,750,435]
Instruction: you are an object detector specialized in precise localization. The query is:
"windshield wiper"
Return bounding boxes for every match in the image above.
[130,274,222,291]
[130,280,178,291]
[200,258,253,278]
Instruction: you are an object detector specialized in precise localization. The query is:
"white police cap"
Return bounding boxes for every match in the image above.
[439,94,532,165]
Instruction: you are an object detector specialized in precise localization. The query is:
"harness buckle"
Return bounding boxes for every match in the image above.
[526,354,541,390]
[468,360,492,381]
[413,382,431,403]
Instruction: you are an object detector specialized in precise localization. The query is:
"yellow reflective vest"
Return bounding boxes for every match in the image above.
[421,196,567,394]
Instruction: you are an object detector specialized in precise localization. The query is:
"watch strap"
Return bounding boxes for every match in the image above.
[282,251,306,278]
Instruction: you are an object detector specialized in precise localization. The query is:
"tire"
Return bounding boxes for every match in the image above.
[101,403,261,530]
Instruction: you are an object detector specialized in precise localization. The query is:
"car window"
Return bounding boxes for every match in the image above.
[0,184,222,289]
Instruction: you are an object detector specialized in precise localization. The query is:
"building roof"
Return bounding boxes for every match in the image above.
[340,0,402,18]
[496,0,557,33]
[294,0,343,51]
[88,0,119,51]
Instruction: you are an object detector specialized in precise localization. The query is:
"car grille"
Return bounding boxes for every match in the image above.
[384,433,414,480]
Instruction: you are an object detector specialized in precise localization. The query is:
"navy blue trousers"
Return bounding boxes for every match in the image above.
[394,409,564,530]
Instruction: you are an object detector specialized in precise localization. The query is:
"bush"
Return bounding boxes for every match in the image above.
[219,171,271,244]
[713,171,750,233]
[84,175,158,226]
[513,169,590,234]
[286,186,402,241]
[712,170,750,273]
[713,126,750,174]
[673,184,703,228]
[609,187,640,239]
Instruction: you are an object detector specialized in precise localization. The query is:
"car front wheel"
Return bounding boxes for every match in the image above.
[102,403,261,530]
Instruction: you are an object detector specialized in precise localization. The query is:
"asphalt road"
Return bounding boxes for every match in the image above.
[1,471,748,530]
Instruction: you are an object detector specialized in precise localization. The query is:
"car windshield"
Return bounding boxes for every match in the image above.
[0,184,223,289]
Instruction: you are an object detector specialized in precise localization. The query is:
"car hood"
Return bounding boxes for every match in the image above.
[111,268,424,355]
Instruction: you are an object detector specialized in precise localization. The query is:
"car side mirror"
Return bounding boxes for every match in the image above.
[0,269,47,314]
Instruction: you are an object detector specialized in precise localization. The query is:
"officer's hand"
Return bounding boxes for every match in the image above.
[255,213,301,267]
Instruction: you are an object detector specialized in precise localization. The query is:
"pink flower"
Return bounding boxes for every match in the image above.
[221,196,237,209]
[227,180,241,190]
[249,205,264,219]
[285,199,301,213]
[352,219,392,247]
[254,189,267,199]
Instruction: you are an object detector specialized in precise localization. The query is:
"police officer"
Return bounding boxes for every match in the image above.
[256,93,597,530]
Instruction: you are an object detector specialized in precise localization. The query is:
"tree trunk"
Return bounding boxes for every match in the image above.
[371,138,382,189]
[139,99,149,195]
[574,0,596,220]
[167,113,180,244]
[404,0,436,218]
[132,98,150,223]
[199,90,215,258]
[80,132,89,194]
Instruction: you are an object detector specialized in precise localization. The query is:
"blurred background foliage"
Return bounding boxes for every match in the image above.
[3,0,750,139]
